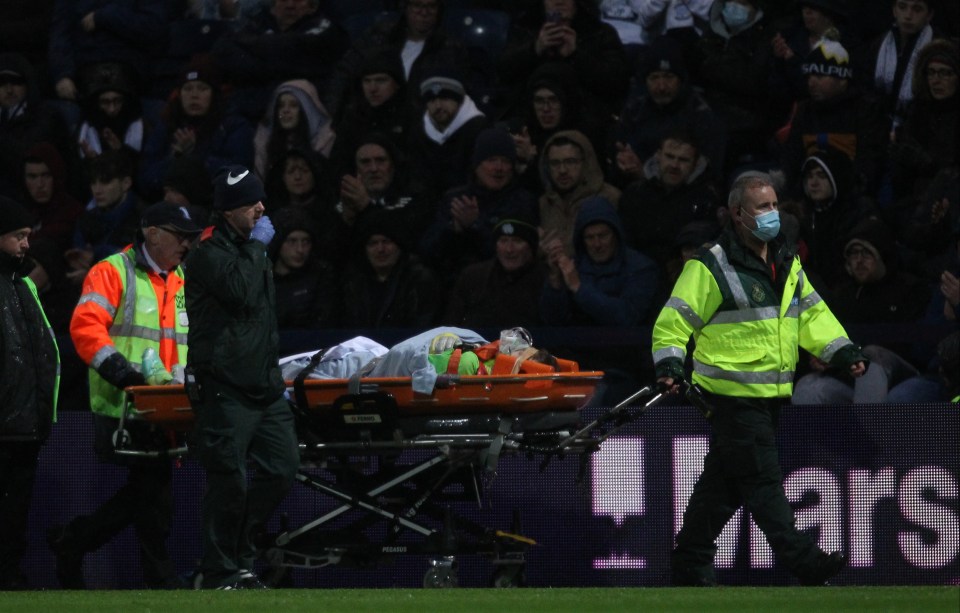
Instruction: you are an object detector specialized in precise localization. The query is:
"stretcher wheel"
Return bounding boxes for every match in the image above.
[490,563,526,588]
[423,556,458,588]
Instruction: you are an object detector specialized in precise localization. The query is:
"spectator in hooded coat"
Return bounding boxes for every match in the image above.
[252,79,335,181]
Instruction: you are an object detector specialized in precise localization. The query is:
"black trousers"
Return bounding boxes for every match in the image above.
[0,441,42,583]
[671,393,825,584]
[192,378,299,587]
[63,414,177,588]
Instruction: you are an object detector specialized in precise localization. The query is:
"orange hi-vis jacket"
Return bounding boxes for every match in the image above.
[70,244,188,417]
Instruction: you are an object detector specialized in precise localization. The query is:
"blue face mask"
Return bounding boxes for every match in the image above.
[745,209,781,242]
[722,2,752,28]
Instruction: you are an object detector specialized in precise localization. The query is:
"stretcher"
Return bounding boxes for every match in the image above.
[116,369,662,587]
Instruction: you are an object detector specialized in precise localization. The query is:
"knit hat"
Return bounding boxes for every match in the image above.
[494,216,539,252]
[213,165,267,211]
[355,209,410,252]
[843,217,894,280]
[636,36,687,81]
[179,54,222,90]
[359,52,405,85]
[164,156,213,209]
[82,61,137,98]
[0,196,33,236]
[470,127,517,168]
[140,201,203,235]
[420,69,465,103]
[801,38,853,80]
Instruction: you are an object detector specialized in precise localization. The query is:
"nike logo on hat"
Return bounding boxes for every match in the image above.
[226,170,250,185]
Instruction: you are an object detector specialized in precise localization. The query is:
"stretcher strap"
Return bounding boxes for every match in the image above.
[482,417,514,473]
[293,348,328,412]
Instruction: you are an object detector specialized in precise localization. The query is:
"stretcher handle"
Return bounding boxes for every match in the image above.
[553,382,673,450]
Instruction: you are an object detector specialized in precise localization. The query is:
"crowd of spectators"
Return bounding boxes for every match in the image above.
[1,0,957,400]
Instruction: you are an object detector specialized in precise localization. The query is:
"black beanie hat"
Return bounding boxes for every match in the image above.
[494,216,539,252]
[359,52,406,86]
[636,36,687,81]
[355,209,410,252]
[470,127,517,168]
[213,165,267,211]
[0,196,33,236]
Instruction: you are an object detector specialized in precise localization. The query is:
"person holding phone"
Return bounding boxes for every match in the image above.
[499,0,630,118]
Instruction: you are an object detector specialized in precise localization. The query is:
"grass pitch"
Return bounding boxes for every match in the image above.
[0,587,956,613]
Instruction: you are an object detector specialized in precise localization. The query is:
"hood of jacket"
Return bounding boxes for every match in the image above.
[572,195,626,261]
[801,146,854,211]
[708,1,764,39]
[539,129,607,199]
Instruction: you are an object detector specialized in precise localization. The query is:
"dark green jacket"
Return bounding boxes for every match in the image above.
[184,219,284,401]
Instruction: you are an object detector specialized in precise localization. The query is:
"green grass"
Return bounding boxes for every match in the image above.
[0,587,957,613]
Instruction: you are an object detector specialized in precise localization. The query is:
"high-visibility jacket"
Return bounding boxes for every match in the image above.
[71,244,188,417]
[652,229,856,399]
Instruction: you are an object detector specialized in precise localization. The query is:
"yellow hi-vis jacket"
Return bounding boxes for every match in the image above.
[71,245,188,418]
[652,230,857,399]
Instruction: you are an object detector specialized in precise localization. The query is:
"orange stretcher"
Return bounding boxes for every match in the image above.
[115,369,661,587]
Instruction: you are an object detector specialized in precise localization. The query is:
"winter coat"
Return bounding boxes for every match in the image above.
[0,251,59,441]
[184,219,285,402]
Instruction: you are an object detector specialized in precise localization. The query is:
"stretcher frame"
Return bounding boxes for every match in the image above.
[116,371,661,587]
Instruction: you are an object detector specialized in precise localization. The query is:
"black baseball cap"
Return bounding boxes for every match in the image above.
[141,202,203,235]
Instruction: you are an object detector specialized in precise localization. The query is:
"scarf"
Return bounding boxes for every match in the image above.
[874,25,933,125]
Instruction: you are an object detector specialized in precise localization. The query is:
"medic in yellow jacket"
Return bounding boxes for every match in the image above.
[652,176,866,398]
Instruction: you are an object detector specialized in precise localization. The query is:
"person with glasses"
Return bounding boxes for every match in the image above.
[48,202,202,590]
[792,215,932,405]
[888,38,958,201]
[506,62,609,194]
[538,130,620,258]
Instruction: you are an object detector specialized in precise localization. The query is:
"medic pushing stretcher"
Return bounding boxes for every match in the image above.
[112,327,667,588]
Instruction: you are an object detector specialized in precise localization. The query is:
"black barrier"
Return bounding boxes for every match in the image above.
[24,401,958,588]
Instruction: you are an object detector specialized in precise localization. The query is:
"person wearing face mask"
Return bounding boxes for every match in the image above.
[690,0,774,175]
[652,171,867,587]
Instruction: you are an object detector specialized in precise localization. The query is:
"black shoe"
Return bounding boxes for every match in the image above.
[238,569,268,589]
[799,551,848,586]
[46,525,86,590]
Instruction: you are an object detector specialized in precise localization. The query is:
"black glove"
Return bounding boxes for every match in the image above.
[828,343,869,373]
[97,352,147,390]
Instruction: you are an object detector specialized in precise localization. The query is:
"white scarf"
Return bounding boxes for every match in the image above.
[422,95,484,145]
[874,24,933,122]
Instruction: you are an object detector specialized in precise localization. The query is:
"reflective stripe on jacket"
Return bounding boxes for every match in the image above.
[70,245,188,417]
[24,277,60,421]
[652,234,854,398]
